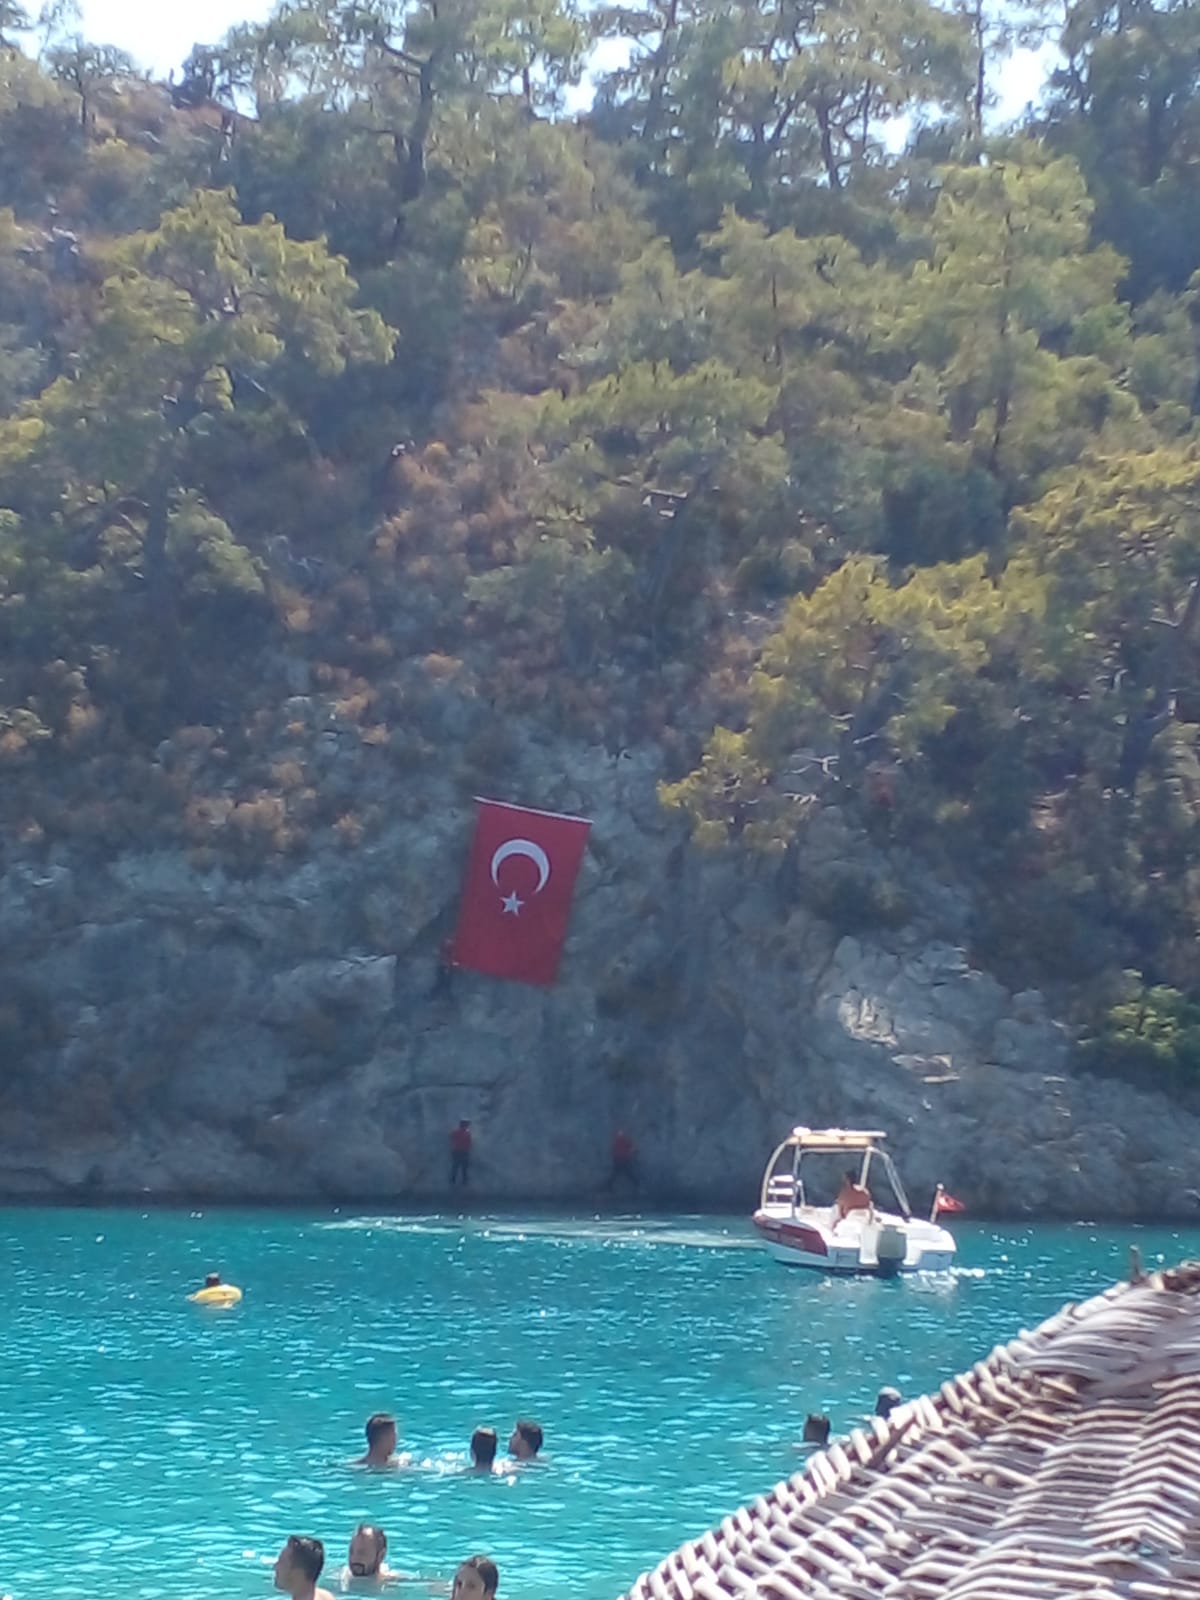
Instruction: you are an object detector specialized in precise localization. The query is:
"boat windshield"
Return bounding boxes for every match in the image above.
[786,1147,912,1219]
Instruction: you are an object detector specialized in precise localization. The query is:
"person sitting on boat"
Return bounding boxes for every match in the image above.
[835,1169,872,1222]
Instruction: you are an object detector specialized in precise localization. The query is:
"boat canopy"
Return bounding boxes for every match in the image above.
[759,1127,913,1218]
[784,1127,888,1149]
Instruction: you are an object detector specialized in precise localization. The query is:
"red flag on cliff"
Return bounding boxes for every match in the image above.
[451,799,591,985]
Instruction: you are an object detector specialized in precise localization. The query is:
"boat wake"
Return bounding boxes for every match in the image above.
[316,1216,758,1251]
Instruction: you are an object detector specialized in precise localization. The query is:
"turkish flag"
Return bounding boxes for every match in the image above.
[935,1189,966,1215]
[451,799,591,985]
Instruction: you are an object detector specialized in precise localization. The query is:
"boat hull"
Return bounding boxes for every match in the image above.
[760,1238,955,1274]
[753,1211,956,1276]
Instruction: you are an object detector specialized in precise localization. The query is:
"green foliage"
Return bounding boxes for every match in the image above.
[1008,441,1200,798]
[0,181,394,750]
[592,0,975,242]
[663,556,1022,847]
[0,0,1194,991]
[45,38,139,129]
[881,454,1006,566]
[0,49,78,208]
[166,494,266,598]
[806,865,913,935]
[1079,978,1200,1083]
[893,146,1135,501]
[1044,0,1200,298]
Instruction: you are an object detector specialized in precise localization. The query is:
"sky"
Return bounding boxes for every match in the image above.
[78,0,277,72]
[69,0,1054,121]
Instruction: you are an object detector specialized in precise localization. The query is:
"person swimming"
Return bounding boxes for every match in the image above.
[187,1270,242,1305]
[354,1413,405,1469]
[339,1524,399,1588]
[507,1418,543,1461]
[802,1413,831,1446]
[469,1426,498,1471]
[274,1535,336,1600]
[875,1386,902,1419]
[451,1555,499,1600]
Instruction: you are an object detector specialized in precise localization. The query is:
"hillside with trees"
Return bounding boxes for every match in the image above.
[1,0,1199,1161]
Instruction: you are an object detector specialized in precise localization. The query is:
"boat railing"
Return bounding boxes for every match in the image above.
[875,1150,912,1220]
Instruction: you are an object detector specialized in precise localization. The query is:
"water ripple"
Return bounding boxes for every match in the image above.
[1,1210,1197,1600]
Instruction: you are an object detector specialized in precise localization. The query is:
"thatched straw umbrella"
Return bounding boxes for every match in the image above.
[619,1258,1200,1598]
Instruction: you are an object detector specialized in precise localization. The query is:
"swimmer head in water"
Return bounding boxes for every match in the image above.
[507,1419,542,1460]
[452,1555,498,1600]
[348,1525,387,1578]
[358,1412,398,1467]
[273,1535,326,1596]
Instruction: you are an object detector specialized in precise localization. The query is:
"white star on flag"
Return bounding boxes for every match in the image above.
[501,891,524,915]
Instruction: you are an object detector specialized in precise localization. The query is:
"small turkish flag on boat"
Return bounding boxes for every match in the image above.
[450,799,591,985]
[933,1185,966,1215]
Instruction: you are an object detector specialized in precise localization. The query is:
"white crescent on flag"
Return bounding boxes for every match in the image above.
[490,838,551,894]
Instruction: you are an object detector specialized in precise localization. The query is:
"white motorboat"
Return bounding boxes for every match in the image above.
[752,1126,957,1275]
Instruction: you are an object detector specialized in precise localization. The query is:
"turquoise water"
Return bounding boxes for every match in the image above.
[3,1211,1200,1600]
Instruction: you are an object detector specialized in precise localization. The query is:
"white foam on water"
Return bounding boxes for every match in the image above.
[316,1215,759,1251]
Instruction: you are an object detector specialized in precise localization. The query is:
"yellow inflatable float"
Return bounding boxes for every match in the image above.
[189,1275,242,1307]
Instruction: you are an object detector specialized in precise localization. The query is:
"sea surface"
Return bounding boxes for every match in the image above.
[2,1209,1199,1600]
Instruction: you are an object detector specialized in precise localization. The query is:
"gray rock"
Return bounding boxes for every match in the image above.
[283,659,311,696]
[165,1026,290,1124]
[261,956,397,1024]
[991,1015,1069,1073]
[1012,989,1047,1022]
[3,733,1200,1216]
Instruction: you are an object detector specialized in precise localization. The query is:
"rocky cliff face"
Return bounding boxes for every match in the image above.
[3,730,1198,1218]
